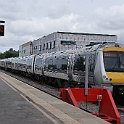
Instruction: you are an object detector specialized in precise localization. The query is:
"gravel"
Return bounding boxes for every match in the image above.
[78,101,100,113]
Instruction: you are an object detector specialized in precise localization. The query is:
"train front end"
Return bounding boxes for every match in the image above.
[103,47,124,103]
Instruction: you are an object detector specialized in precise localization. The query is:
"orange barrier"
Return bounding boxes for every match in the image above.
[60,88,120,124]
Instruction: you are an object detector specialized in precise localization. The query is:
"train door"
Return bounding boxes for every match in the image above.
[34,55,43,75]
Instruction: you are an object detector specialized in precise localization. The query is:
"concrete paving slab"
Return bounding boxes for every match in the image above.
[0,77,61,124]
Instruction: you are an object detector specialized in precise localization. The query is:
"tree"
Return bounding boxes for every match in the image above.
[0,52,5,59]
[0,48,19,59]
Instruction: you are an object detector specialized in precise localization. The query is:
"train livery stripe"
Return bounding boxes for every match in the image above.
[103,47,124,52]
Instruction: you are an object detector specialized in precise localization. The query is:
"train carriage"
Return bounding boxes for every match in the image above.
[0,42,124,99]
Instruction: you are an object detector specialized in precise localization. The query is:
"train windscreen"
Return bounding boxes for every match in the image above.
[103,51,124,72]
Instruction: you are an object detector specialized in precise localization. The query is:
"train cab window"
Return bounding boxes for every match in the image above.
[104,51,124,72]
[119,52,124,68]
[74,55,85,72]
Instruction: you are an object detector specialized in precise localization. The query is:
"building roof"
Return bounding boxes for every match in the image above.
[21,41,32,47]
[57,31,117,36]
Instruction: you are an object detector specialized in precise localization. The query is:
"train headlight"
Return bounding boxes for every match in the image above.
[103,75,108,80]
[103,75,112,81]
[109,78,112,81]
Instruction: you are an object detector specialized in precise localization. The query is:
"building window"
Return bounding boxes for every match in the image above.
[34,46,37,50]
[52,41,55,48]
[46,43,48,49]
[61,40,76,45]
[39,45,42,51]
[50,42,52,49]
[43,44,45,50]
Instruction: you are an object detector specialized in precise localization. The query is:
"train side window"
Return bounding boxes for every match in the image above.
[44,58,49,70]
[27,58,32,66]
[55,57,61,70]
[48,58,53,70]
[61,56,68,70]
[53,55,68,71]
[74,55,85,72]
[35,57,42,68]
[45,57,54,70]
[52,57,57,70]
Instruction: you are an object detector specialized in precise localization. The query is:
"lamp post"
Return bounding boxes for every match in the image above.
[85,54,89,95]
[0,20,5,36]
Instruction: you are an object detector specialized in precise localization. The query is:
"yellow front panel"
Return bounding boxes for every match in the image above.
[104,47,124,83]
[106,72,124,83]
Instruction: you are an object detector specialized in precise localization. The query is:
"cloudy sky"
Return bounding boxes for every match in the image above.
[0,0,124,52]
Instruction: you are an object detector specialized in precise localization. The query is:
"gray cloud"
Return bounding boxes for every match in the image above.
[0,0,124,52]
[95,4,124,43]
[96,5,124,30]
[8,13,80,36]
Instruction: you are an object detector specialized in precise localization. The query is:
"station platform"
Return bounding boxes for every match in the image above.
[0,71,109,124]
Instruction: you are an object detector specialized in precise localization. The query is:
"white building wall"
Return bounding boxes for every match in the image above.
[19,32,117,57]
[19,45,23,57]
[33,38,41,55]
[19,41,33,57]
[31,32,117,55]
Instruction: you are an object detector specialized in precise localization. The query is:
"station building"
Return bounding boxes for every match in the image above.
[19,41,33,57]
[19,32,117,57]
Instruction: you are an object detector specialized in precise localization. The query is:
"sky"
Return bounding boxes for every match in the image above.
[0,0,124,52]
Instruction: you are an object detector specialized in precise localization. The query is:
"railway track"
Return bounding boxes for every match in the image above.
[1,69,124,124]
[0,69,60,98]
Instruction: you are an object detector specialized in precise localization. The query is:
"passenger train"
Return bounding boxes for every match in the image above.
[0,42,124,99]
